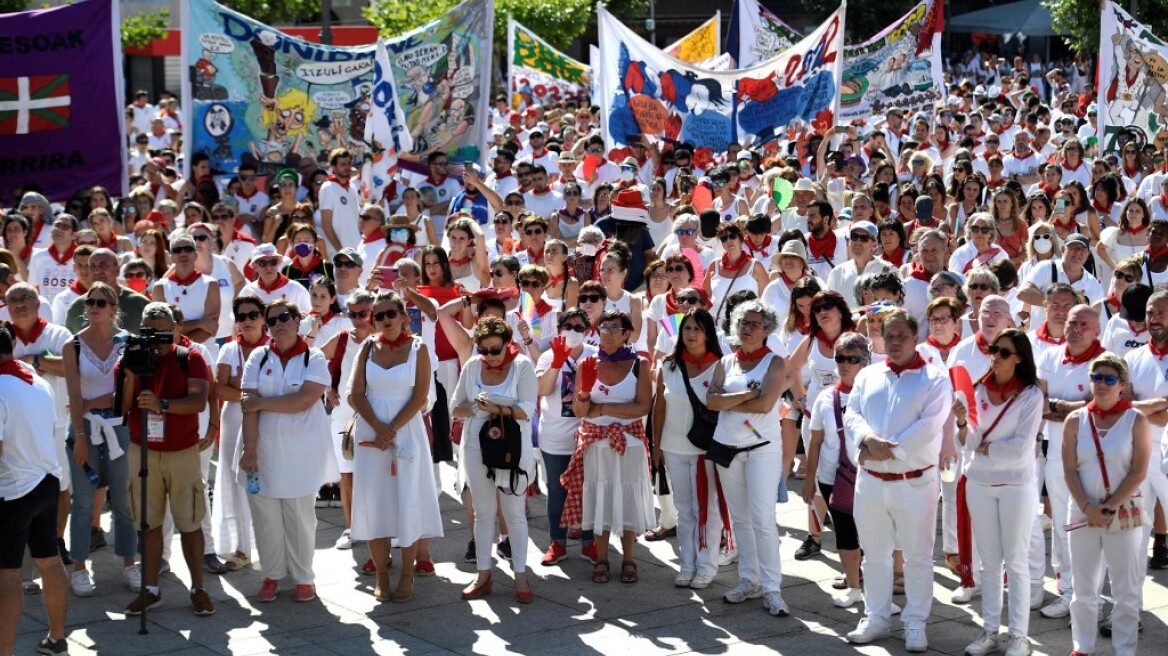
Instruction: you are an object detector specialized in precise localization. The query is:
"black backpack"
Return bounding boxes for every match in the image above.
[478,412,526,495]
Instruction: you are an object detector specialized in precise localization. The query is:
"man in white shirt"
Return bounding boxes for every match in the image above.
[845,310,952,652]
[28,214,79,302]
[146,118,173,152]
[128,134,151,175]
[827,221,892,306]
[1017,234,1105,327]
[319,148,362,256]
[420,151,464,231]
[485,150,519,198]
[127,90,155,139]
[806,200,849,281]
[1003,130,1041,186]
[230,162,269,240]
[518,128,559,176]
[523,164,562,220]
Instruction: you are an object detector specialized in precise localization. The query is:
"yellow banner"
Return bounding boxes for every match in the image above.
[665,14,720,64]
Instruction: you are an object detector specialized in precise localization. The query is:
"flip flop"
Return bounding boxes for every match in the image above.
[620,561,638,584]
[893,574,906,595]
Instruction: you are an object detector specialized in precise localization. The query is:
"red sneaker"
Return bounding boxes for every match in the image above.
[541,541,568,566]
[414,559,436,576]
[293,584,316,602]
[580,541,598,564]
[257,578,278,603]
[360,558,377,575]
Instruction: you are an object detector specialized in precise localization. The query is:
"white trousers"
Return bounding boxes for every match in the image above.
[940,451,963,553]
[664,452,723,577]
[247,493,317,584]
[1045,458,1073,599]
[465,458,528,573]
[854,469,939,630]
[1135,466,1168,609]
[1069,526,1143,656]
[718,441,782,593]
[967,481,1036,636]
[1028,452,1047,592]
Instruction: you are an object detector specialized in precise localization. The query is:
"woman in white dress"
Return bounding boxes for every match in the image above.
[348,291,443,603]
[444,217,489,292]
[704,223,769,326]
[451,316,537,603]
[211,295,266,572]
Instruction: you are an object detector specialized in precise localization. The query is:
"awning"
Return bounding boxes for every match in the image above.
[949,0,1068,37]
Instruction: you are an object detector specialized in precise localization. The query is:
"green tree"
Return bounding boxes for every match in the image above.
[800,0,917,42]
[216,0,321,25]
[0,0,29,13]
[1047,0,1168,53]
[121,8,170,49]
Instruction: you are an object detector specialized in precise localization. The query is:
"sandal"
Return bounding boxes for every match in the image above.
[592,560,610,584]
[643,526,677,542]
[224,553,252,572]
[893,574,906,595]
[833,574,862,590]
[203,554,228,574]
[620,561,638,584]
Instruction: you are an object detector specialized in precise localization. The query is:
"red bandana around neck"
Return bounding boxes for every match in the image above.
[235,333,269,349]
[0,359,34,385]
[681,350,719,366]
[483,342,521,370]
[1062,340,1105,365]
[1147,244,1168,260]
[974,331,992,355]
[270,337,309,361]
[327,173,350,190]
[834,380,853,394]
[888,352,927,375]
[311,310,337,326]
[448,253,472,266]
[735,346,771,362]
[257,273,291,293]
[362,231,385,244]
[1106,291,1121,311]
[48,243,77,265]
[1035,321,1066,345]
[288,252,323,276]
[882,246,907,267]
[166,268,201,286]
[68,280,87,295]
[980,371,1025,398]
[909,261,933,282]
[12,318,47,345]
[380,331,412,349]
[720,251,750,273]
[744,234,772,258]
[1087,398,1133,418]
[1149,338,1168,360]
[1093,199,1114,216]
[926,333,960,351]
[808,230,838,260]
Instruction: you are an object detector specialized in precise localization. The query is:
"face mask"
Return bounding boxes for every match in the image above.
[620,169,636,182]
[578,243,598,257]
[293,242,314,258]
[126,277,149,294]
[389,228,409,243]
[1034,237,1053,255]
[562,330,585,349]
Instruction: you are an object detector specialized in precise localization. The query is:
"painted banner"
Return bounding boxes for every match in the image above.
[1099,1,1168,154]
[507,18,589,108]
[726,0,803,69]
[182,0,492,177]
[0,0,126,202]
[839,0,944,122]
[598,3,844,152]
[664,13,721,65]
[361,40,413,204]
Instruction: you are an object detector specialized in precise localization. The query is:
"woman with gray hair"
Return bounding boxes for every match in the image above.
[803,332,869,608]
[949,212,1009,275]
[707,300,790,616]
[657,213,715,272]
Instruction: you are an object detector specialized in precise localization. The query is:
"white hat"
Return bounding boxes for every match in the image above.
[250,243,281,265]
[793,178,816,192]
[610,188,649,224]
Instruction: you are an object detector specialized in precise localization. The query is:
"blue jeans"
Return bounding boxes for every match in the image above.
[66,414,137,563]
[543,452,594,544]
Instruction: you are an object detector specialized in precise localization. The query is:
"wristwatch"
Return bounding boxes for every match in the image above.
[160,399,171,413]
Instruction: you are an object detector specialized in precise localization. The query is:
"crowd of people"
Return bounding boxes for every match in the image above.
[2,46,1168,656]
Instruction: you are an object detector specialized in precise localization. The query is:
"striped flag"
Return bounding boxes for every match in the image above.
[0,74,71,135]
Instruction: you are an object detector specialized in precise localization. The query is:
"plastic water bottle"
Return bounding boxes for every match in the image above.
[777,474,789,503]
[82,464,101,486]
[246,472,261,495]
[940,460,959,484]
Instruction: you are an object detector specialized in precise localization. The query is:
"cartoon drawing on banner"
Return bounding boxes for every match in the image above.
[1099,1,1168,153]
[839,0,943,120]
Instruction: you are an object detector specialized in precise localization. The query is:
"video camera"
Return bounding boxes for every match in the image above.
[121,327,174,377]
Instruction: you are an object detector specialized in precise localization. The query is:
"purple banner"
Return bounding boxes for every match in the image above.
[0,0,125,203]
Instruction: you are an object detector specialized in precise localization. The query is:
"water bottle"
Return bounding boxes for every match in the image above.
[777,474,789,503]
[246,472,261,495]
[82,463,101,486]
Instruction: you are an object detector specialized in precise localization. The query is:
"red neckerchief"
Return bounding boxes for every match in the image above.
[548,268,568,288]
[882,246,906,267]
[835,380,853,393]
[68,280,87,295]
[1087,398,1133,418]
[48,243,77,265]
[424,173,447,187]
[1127,222,1149,235]
[986,178,1007,190]
[1062,340,1105,365]
[1124,163,1142,178]
[270,336,310,361]
[0,359,34,385]
[448,253,472,265]
[1036,321,1066,345]
[484,342,521,370]
[311,310,337,326]
[236,186,261,201]
[981,372,1025,398]
[1011,147,1033,160]
[232,229,257,245]
[816,328,844,352]
[794,314,810,335]
[257,273,291,293]
[28,220,46,248]
[380,331,411,349]
[97,233,118,250]
[720,251,750,273]
[975,331,992,355]
[1093,199,1114,216]
[744,234,772,259]
[735,346,770,362]
[1147,244,1168,260]
[362,231,385,244]
[11,318,47,345]
[909,262,933,282]
[1129,321,1148,336]
[1159,194,1168,213]
[1149,338,1168,360]
[526,247,545,265]
[166,268,201,286]
[808,230,837,260]
[888,352,927,375]
[1052,214,1078,231]
[662,288,680,315]
[926,333,960,352]
[1106,292,1122,313]
[681,350,719,366]
[235,334,268,349]
[327,173,351,190]
[1041,184,1061,197]
[287,252,323,275]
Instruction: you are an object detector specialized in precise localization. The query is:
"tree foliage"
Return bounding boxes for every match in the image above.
[215,0,321,25]
[799,0,917,42]
[120,8,170,49]
[0,0,29,14]
[1047,0,1168,53]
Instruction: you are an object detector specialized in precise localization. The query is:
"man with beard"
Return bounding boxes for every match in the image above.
[319,148,361,256]
[805,200,849,281]
[523,165,561,220]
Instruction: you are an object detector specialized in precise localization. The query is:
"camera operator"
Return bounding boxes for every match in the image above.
[0,323,68,656]
[118,303,213,617]
[65,249,150,335]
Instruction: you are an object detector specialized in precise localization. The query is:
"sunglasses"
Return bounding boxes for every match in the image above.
[254,259,280,268]
[834,355,864,365]
[431,161,448,168]
[677,296,702,306]
[373,310,400,322]
[562,323,588,332]
[850,233,874,242]
[212,213,234,221]
[235,310,262,322]
[494,218,513,225]
[719,233,740,242]
[348,310,370,320]
[579,294,604,304]
[968,283,993,291]
[675,229,696,237]
[490,269,508,278]
[335,260,361,269]
[239,175,255,181]
[84,297,111,308]
[477,345,505,356]
[192,234,211,242]
[564,191,581,197]
[519,279,543,289]
[1091,373,1121,386]
[265,312,295,327]
[524,228,545,236]
[359,214,380,222]
[170,245,196,254]
[987,344,1016,358]
[1034,234,1052,241]
[505,200,525,207]
[666,265,689,273]
[123,271,149,280]
[1115,271,1137,283]
[970,226,994,235]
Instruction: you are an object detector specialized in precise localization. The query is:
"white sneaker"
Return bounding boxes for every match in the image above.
[1029,585,1045,610]
[763,591,789,616]
[70,570,95,597]
[891,602,903,615]
[123,564,141,592]
[689,573,716,590]
[1039,514,1052,531]
[964,631,1003,656]
[846,618,890,644]
[833,587,863,608]
[952,584,982,604]
[904,627,928,652]
[1003,635,1031,656]
[722,579,762,604]
[1039,597,1071,619]
[335,529,353,550]
[718,546,739,567]
[674,570,695,587]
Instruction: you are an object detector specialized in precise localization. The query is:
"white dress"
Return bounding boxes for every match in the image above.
[349,338,444,544]
[212,339,256,557]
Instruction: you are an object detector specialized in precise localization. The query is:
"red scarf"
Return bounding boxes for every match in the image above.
[47,243,77,265]
[1062,340,1105,365]
[835,380,853,394]
[28,220,46,250]
[257,273,291,293]
[780,272,801,287]
[1087,398,1133,418]
[1105,291,1122,313]
[743,234,772,259]
[981,372,1025,398]
[926,333,960,352]
[808,230,838,261]
[1041,184,1061,197]
[1124,163,1142,178]
[1127,222,1149,235]
[68,280,87,295]
[11,318,47,345]
[1035,321,1065,345]
[166,268,201,286]
[525,247,545,265]
[0,359,34,385]
[484,342,521,370]
[380,331,412,349]
[1159,194,1168,214]
[287,251,323,276]
[909,262,933,282]
[448,253,473,266]
[735,346,770,362]
[235,334,268,349]
[311,310,337,326]
[681,350,719,366]
[975,331,992,355]
[1150,338,1168,360]
[362,231,385,244]
[720,251,750,273]
[887,352,927,375]
[1147,244,1168,260]
[881,246,906,267]
[270,336,309,361]
[1093,199,1114,216]
[662,288,680,315]
[232,229,257,245]
[97,233,118,251]
[326,173,350,190]
[794,314,810,335]
[816,329,842,352]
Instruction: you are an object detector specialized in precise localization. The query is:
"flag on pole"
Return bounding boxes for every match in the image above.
[362,40,413,203]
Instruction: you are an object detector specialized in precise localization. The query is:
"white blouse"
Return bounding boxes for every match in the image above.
[961,385,1044,486]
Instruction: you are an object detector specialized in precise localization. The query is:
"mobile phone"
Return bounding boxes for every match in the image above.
[1056,199,1067,214]
[377,266,398,287]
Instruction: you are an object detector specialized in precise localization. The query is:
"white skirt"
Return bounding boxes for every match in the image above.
[581,438,655,534]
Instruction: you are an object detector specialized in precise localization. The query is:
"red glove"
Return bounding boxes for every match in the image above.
[577,356,597,401]
[550,335,571,369]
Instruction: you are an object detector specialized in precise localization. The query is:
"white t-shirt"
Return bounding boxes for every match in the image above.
[535,346,597,456]
[0,365,59,500]
[318,179,362,254]
[809,385,850,485]
[27,247,77,302]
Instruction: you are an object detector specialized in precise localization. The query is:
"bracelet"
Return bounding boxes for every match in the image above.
[956,420,967,429]
[524,337,534,346]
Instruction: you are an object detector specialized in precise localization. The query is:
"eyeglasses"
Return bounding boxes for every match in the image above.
[524,228,545,236]
[666,265,690,274]
[970,226,994,235]
[564,191,580,197]
[235,310,262,322]
[598,325,626,334]
[335,259,361,269]
[677,296,702,306]
[477,345,505,356]
[348,310,370,320]
[675,229,696,237]
[123,271,149,280]
[1034,233,1052,241]
[359,214,380,222]
[849,233,874,242]
[192,234,211,242]
[1091,373,1121,386]
[519,279,543,289]
[373,310,400,322]
[84,298,110,308]
[562,323,588,332]
[987,344,1016,358]
[170,245,196,254]
[739,319,765,331]
[719,233,740,242]
[254,258,281,268]
[579,294,604,304]
[834,355,864,365]
[1115,271,1137,283]
[265,312,295,327]
[927,314,954,324]
[968,283,993,291]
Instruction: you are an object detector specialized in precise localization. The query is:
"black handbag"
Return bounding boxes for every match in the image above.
[706,439,770,468]
[679,362,719,450]
[478,413,527,495]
